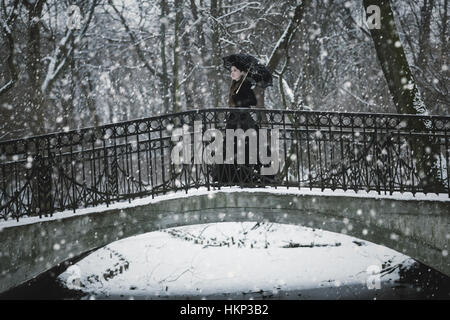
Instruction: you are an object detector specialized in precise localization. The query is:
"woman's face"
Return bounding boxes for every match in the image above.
[231,66,245,81]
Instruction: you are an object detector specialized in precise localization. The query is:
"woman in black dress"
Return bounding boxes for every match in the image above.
[212,62,261,184]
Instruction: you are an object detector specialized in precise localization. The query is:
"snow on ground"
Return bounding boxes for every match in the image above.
[58,221,414,298]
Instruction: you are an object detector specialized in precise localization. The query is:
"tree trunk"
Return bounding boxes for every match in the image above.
[417,0,434,70]
[189,0,206,51]
[266,0,311,74]
[160,0,170,113]
[189,0,208,109]
[63,37,76,130]
[210,0,220,108]
[363,0,427,115]
[172,0,181,113]
[25,0,45,135]
[83,70,100,127]
[416,0,435,115]
[441,0,448,62]
[23,0,53,216]
[265,0,311,109]
[362,0,444,192]
[300,20,311,108]
[0,0,19,97]
[180,1,195,109]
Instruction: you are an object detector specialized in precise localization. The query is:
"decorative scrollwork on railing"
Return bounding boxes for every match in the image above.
[0,108,449,221]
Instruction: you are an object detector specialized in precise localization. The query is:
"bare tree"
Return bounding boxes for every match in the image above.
[1,0,447,142]
[363,0,444,191]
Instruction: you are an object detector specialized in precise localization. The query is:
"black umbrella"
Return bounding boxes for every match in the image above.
[222,53,273,89]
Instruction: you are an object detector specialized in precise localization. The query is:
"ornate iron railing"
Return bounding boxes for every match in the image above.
[1,108,449,221]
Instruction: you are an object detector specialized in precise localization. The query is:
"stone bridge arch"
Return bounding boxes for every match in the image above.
[0,189,449,293]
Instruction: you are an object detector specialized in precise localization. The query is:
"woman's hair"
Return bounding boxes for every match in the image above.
[228,62,251,106]
[231,61,248,72]
[228,79,240,107]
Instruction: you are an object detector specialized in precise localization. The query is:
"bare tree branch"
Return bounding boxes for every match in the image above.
[107,0,163,80]
[41,0,98,95]
[266,0,311,73]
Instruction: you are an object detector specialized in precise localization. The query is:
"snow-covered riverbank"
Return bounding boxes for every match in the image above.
[58,222,417,299]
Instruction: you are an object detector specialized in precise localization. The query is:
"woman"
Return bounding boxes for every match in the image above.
[212,62,261,184]
[228,62,257,109]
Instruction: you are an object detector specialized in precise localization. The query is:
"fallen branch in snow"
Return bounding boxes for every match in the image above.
[158,267,194,285]
[165,222,275,249]
[281,242,342,248]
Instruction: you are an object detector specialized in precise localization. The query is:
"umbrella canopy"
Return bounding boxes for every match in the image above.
[222,53,273,89]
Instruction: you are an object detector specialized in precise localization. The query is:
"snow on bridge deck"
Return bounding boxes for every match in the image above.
[1,186,448,229]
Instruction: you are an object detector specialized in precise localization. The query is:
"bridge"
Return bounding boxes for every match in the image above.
[0,108,449,294]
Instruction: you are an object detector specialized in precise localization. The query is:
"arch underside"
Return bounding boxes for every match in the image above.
[0,190,449,293]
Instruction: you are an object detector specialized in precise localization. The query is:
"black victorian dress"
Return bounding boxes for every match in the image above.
[211,79,263,184]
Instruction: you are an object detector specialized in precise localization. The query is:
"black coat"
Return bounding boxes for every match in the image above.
[230,79,257,108]
[212,79,260,184]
